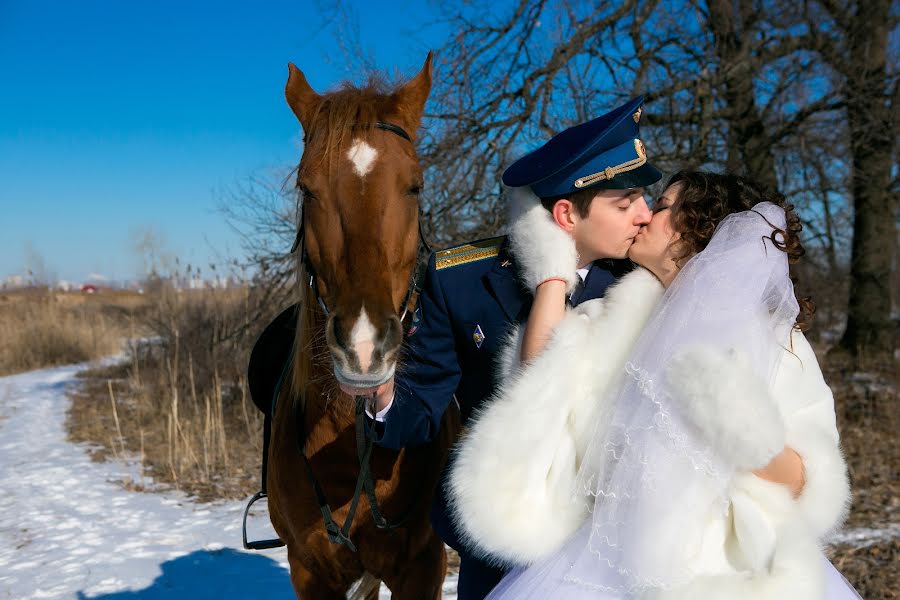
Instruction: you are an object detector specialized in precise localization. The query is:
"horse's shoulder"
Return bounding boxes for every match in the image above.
[434,235,506,272]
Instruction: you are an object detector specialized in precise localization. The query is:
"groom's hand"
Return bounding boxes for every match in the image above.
[339,377,395,413]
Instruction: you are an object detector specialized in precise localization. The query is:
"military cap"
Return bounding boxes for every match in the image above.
[502,96,662,198]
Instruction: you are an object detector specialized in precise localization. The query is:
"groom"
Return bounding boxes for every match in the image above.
[353,96,661,599]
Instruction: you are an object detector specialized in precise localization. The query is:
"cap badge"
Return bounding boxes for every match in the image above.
[632,107,643,123]
[473,324,486,349]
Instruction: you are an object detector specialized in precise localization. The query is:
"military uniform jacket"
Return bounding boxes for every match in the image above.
[372,235,629,550]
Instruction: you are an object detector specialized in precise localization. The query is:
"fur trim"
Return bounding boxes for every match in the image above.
[728,473,796,571]
[644,526,825,600]
[493,323,526,387]
[507,185,579,293]
[774,333,851,538]
[448,268,663,565]
[666,347,785,470]
[788,426,851,538]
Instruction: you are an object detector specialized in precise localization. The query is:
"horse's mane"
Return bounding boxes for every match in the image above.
[302,75,398,172]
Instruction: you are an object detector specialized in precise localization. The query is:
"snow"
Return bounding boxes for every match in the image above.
[3,358,890,600]
[0,361,458,599]
[827,524,900,549]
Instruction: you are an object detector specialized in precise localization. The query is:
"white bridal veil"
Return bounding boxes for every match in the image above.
[489,202,800,598]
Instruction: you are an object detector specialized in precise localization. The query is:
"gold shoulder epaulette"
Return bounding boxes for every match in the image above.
[435,236,504,270]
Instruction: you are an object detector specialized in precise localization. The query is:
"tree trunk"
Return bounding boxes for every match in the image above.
[837,0,897,359]
[707,0,779,191]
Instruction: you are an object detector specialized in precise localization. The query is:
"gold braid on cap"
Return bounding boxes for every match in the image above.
[573,139,647,189]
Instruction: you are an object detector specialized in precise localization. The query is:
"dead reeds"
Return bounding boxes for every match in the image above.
[0,289,137,376]
[66,278,282,501]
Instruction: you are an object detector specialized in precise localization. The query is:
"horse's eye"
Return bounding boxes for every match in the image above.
[408,184,422,197]
[299,184,317,201]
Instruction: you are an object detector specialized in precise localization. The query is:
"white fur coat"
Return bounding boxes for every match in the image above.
[448,269,850,600]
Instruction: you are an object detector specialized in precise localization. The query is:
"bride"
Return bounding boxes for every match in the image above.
[448,171,861,599]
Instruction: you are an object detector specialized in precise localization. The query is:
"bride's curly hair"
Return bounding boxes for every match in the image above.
[666,170,815,330]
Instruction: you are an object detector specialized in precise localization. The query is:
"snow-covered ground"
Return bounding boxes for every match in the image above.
[0,360,891,600]
[0,361,457,599]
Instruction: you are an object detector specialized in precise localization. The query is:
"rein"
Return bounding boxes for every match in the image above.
[277,120,427,551]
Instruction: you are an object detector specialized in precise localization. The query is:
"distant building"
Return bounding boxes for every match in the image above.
[2,275,26,290]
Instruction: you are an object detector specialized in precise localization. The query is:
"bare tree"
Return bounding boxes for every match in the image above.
[803,0,900,359]
[301,0,897,361]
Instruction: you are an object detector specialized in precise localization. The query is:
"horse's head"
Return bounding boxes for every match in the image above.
[286,53,432,389]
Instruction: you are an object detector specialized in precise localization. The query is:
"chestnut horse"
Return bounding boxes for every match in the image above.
[268,53,456,599]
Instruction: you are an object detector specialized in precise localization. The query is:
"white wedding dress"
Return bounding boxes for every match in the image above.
[450,203,863,599]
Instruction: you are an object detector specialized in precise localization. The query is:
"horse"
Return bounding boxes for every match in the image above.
[266,53,457,599]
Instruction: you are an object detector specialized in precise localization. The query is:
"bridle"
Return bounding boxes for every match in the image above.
[289,121,431,334]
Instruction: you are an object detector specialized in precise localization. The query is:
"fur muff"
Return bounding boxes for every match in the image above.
[506,185,580,293]
[448,268,664,566]
[665,346,786,470]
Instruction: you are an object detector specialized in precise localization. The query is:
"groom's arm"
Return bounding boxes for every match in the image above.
[369,252,462,449]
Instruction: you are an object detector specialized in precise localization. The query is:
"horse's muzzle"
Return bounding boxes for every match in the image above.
[326,309,403,389]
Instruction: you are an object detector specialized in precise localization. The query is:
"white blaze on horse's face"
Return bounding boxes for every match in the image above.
[350,306,377,374]
[346,139,378,178]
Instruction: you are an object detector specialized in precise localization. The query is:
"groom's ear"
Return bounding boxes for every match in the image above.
[551,199,578,233]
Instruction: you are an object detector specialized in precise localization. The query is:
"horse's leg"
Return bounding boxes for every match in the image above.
[381,532,446,600]
[287,551,348,600]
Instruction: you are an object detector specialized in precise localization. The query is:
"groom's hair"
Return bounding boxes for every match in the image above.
[538,187,599,218]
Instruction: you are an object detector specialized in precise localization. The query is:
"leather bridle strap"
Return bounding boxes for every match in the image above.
[374,121,411,142]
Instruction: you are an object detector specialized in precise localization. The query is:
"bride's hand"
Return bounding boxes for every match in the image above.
[752,446,805,497]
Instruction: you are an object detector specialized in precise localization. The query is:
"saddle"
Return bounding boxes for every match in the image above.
[242,304,297,550]
[247,304,298,415]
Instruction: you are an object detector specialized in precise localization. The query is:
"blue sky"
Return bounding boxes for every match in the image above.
[0,0,445,283]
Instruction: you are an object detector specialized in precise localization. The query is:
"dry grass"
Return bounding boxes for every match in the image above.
[66,283,282,501]
[0,289,148,376]
[822,350,899,598]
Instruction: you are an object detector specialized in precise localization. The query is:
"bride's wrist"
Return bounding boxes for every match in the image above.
[537,277,568,289]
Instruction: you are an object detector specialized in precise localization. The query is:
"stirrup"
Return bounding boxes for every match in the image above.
[242,491,285,550]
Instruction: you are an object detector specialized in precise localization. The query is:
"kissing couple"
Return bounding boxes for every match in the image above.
[361,97,862,599]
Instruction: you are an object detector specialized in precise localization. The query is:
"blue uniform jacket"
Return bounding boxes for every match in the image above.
[373,235,630,551]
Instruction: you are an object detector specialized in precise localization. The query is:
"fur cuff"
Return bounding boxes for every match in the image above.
[643,525,824,600]
[787,425,851,538]
[666,347,785,470]
[448,309,596,565]
[507,186,579,293]
[728,473,797,571]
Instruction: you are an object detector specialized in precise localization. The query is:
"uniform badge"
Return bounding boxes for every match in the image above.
[472,324,486,349]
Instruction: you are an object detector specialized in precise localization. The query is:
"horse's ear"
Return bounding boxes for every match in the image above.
[392,51,433,134]
[285,63,321,130]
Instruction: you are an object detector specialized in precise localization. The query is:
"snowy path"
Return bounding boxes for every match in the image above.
[0,362,457,599]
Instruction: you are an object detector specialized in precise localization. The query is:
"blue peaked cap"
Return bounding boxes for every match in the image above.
[502,96,662,198]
